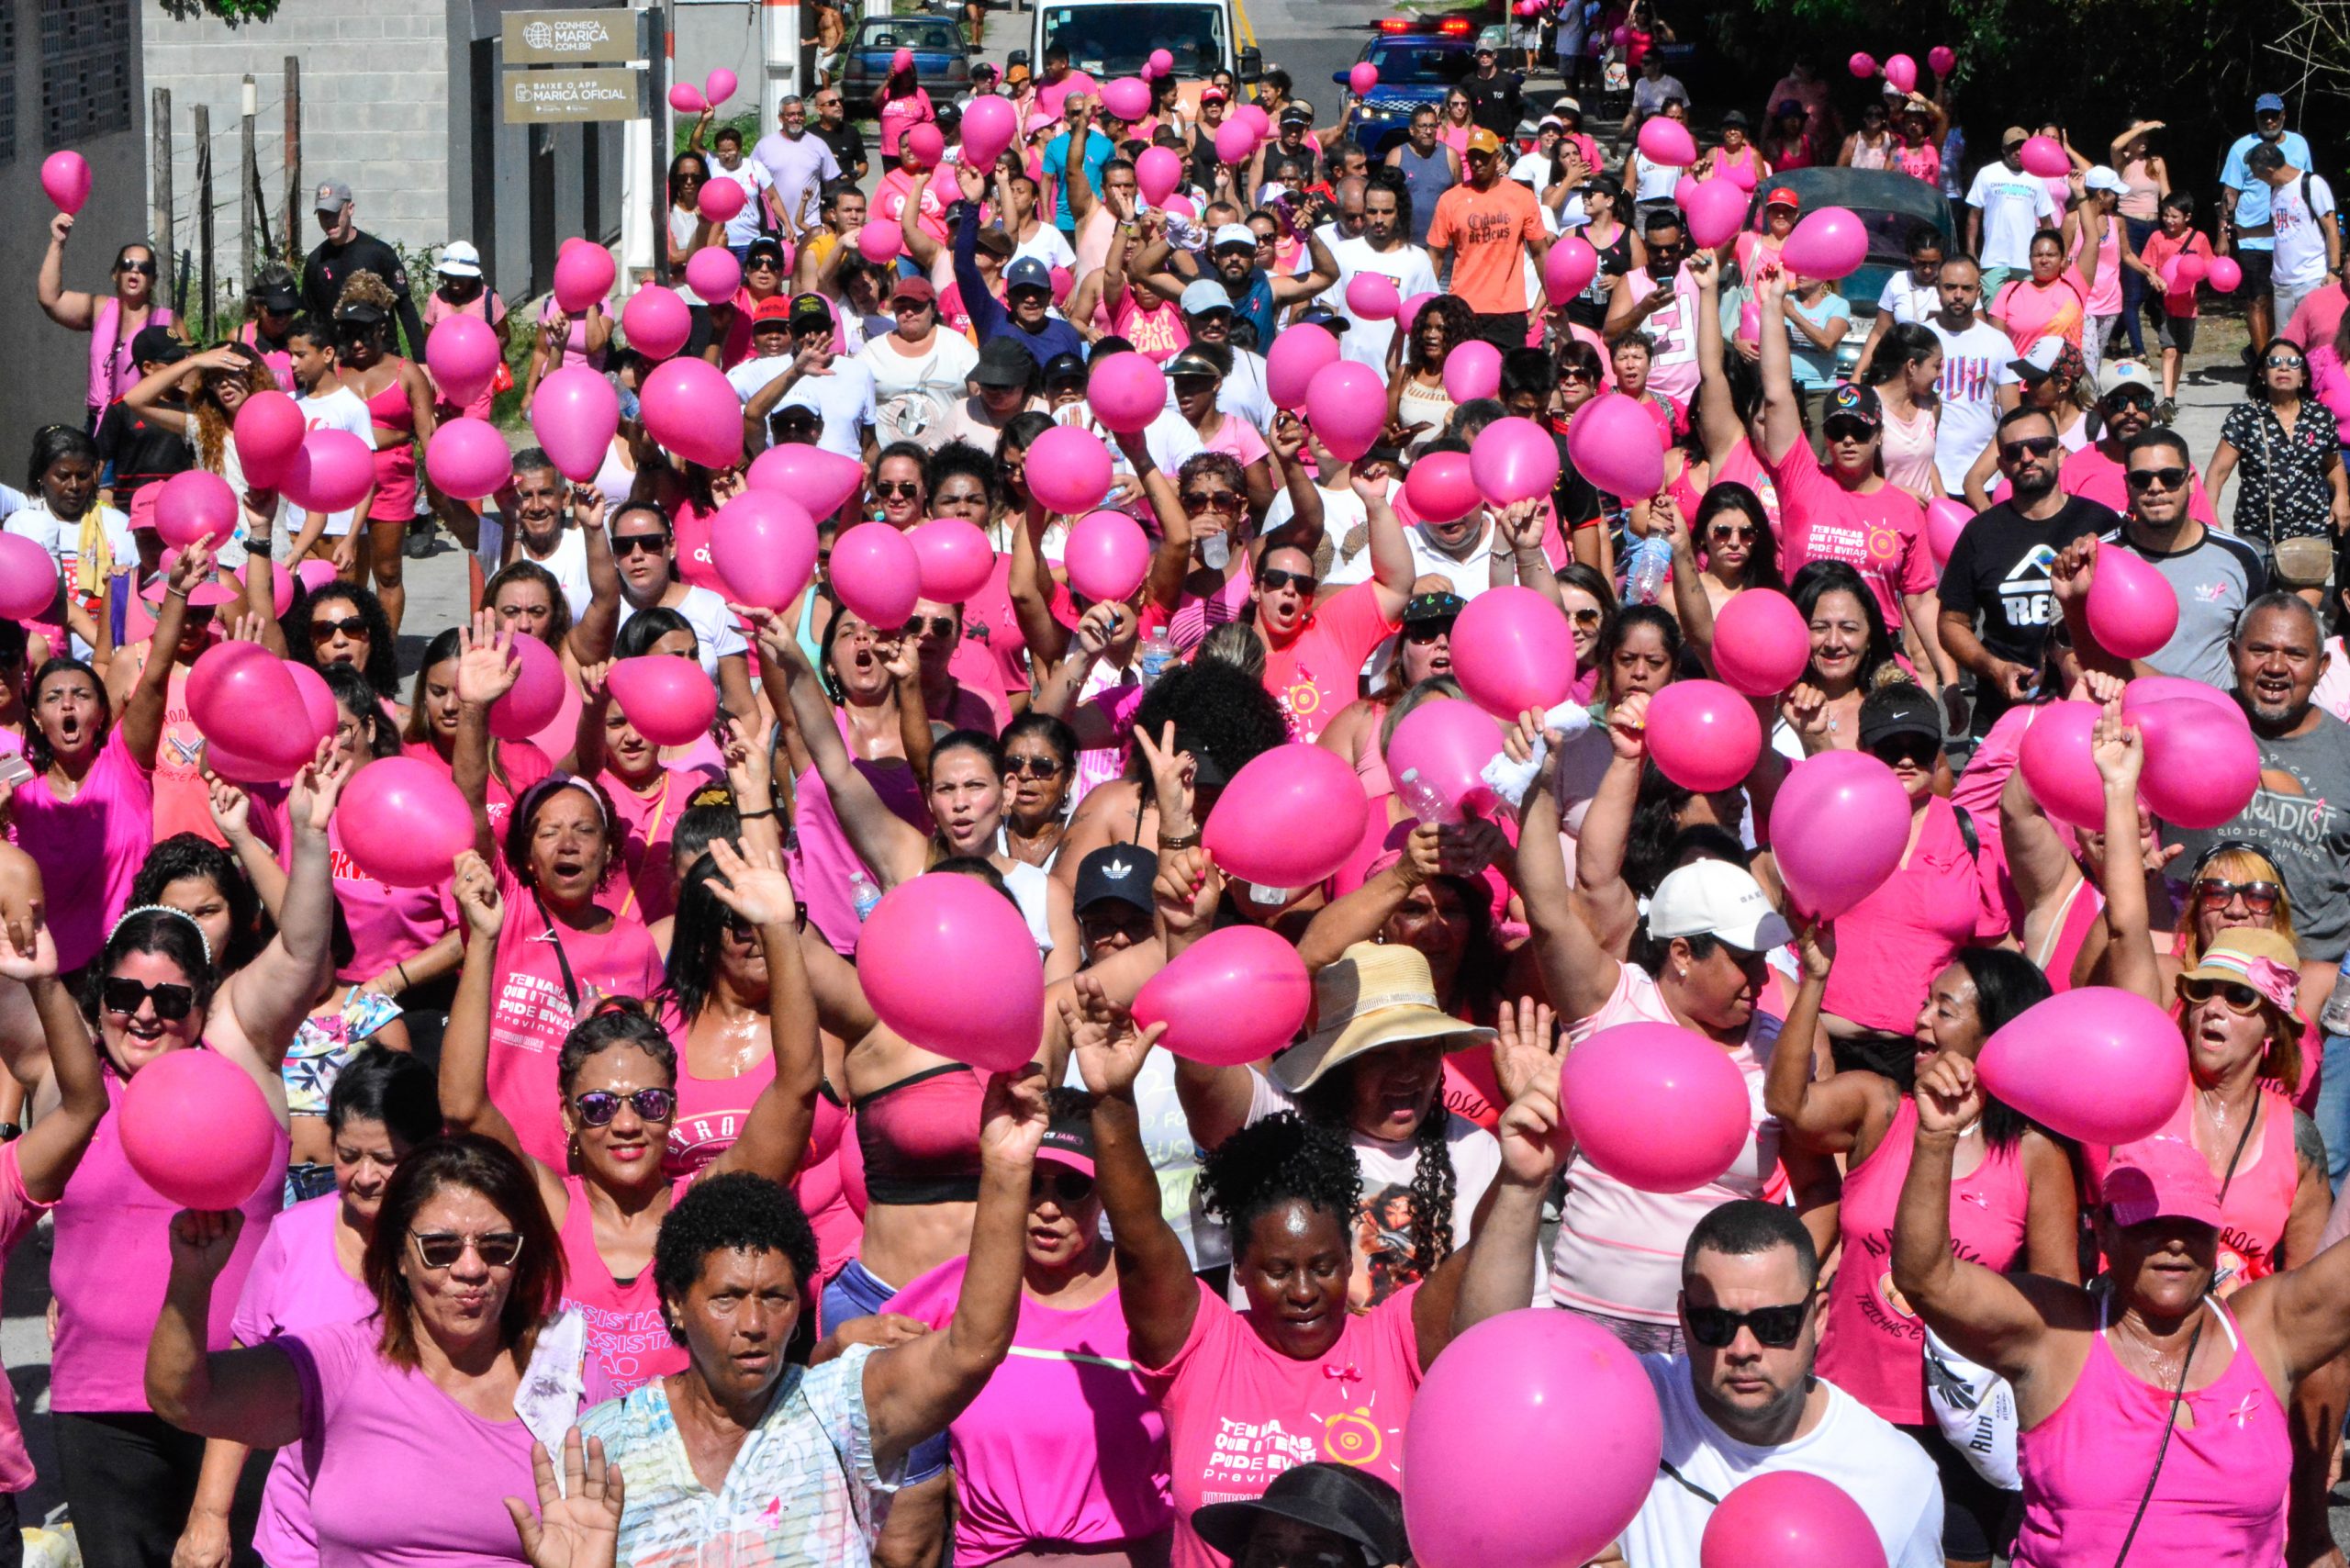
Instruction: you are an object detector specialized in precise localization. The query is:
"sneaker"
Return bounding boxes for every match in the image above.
[2156,397,2177,423]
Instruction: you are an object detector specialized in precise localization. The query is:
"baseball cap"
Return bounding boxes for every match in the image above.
[436,241,483,278]
[1181,278,1236,316]
[889,274,937,305]
[1072,844,1155,918]
[973,336,1035,387]
[1201,84,1228,105]
[1474,39,1496,53]
[1035,1099,1097,1178]
[1005,257,1054,294]
[2001,125,2031,148]
[745,236,788,267]
[1293,305,1350,334]
[1646,860,1793,952]
[1822,382,1882,428]
[1192,1464,1410,1568]
[1465,128,1505,159]
[787,293,834,332]
[1281,103,1313,126]
[1856,682,1942,749]
[1041,350,1089,388]
[752,296,797,326]
[131,324,189,366]
[2103,359,2159,399]
[1164,346,1226,380]
[2084,165,2129,196]
[1169,725,1231,787]
[313,178,353,212]
[973,226,1017,259]
[252,281,300,312]
[1719,108,1749,129]
[2103,1136,2221,1229]
[1763,185,1801,211]
[1401,588,1465,625]
[2009,335,2085,385]
[2255,92,2288,113]
[1211,222,1258,253]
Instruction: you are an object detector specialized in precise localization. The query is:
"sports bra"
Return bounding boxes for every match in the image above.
[856,1061,986,1205]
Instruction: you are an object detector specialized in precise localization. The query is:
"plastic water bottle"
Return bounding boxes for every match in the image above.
[1625,534,1673,606]
[2321,952,2350,1036]
[1200,531,1231,571]
[1394,766,1460,825]
[849,870,883,924]
[1138,629,1176,686]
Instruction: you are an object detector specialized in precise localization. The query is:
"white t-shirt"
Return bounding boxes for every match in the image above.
[1927,318,2014,490]
[711,156,775,248]
[1012,224,1078,274]
[778,358,879,462]
[1327,236,1442,373]
[1874,271,1941,328]
[7,501,134,655]
[1964,164,2060,271]
[724,353,795,405]
[618,586,747,679]
[504,521,593,622]
[2271,173,2338,290]
[1620,1359,1944,1568]
[1053,401,1205,483]
[858,330,980,400]
[296,386,375,539]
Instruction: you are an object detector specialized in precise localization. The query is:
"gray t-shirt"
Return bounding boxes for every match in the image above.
[2165,708,2350,961]
[2100,523,2267,690]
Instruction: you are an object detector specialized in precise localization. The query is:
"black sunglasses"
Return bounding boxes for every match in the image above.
[102,977,196,1022]
[409,1229,525,1270]
[876,480,923,499]
[118,259,158,276]
[1032,1166,1095,1204]
[1404,619,1455,644]
[1005,755,1065,779]
[1181,489,1245,514]
[1684,1298,1810,1349]
[308,614,368,642]
[610,532,670,556]
[2106,389,2156,411]
[902,614,958,638]
[1999,436,2059,461]
[1258,566,1316,595]
[2125,466,2189,493]
[1822,418,1875,443]
[573,1087,677,1126]
[1869,734,1937,767]
[745,255,783,271]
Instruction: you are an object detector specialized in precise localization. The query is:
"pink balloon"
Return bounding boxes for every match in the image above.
[1635,116,1697,168]
[1701,1471,1887,1568]
[668,84,706,115]
[189,643,315,774]
[294,558,340,597]
[1064,510,1153,603]
[855,219,903,264]
[1148,49,1174,76]
[280,429,375,513]
[829,523,923,629]
[639,356,744,471]
[2085,539,2180,661]
[1234,103,1270,139]
[747,443,866,517]
[1644,679,1762,793]
[1883,52,1918,94]
[608,655,718,747]
[1568,393,1664,498]
[1100,76,1151,120]
[1562,1022,1753,1191]
[2121,674,2246,726]
[684,246,743,303]
[531,364,622,484]
[2174,252,2210,286]
[554,243,616,315]
[39,151,90,215]
[1781,206,1870,280]
[1768,750,1911,917]
[2016,700,2107,832]
[909,518,995,603]
[1925,497,1973,570]
[1676,175,1747,249]
[1399,290,1438,328]
[1265,324,1342,407]
[961,95,1017,169]
[1050,266,1074,307]
[1441,339,1502,403]
[1348,62,1380,95]
[1386,699,1504,823]
[2134,699,2260,830]
[2019,134,2070,178]
[283,660,339,749]
[1544,236,1599,300]
[1405,1309,1662,1568]
[906,123,946,171]
[425,418,514,501]
[1133,926,1312,1065]
[1344,272,1401,322]
[711,491,819,610]
[1976,987,2190,1145]
[0,534,58,621]
[2208,255,2244,293]
[339,756,476,887]
[859,871,1046,1071]
[1214,118,1259,165]
[119,1049,277,1210]
[247,562,295,620]
[488,632,566,743]
[1470,416,1561,506]
[1136,146,1183,207]
[1304,361,1387,464]
[704,67,738,106]
[621,285,693,361]
[1202,744,1371,890]
[1848,51,1876,78]
[697,175,746,224]
[154,471,238,550]
[1404,452,1481,524]
[1088,353,1169,433]
[890,47,914,74]
[1024,425,1115,514]
[233,390,306,487]
[1710,589,1809,697]
[1928,45,1957,76]
[427,315,503,409]
[1451,585,1578,718]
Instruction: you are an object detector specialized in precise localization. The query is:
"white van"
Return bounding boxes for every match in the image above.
[1028,0,1261,106]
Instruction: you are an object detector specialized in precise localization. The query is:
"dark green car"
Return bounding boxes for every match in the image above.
[1741,166,1954,377]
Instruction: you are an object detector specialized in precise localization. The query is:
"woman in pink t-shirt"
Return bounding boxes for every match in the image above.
[1770,560,1904,756]
[1169,344,1275,520]
[875,65,934,162]
[1989,230,2089,351]
[442,836,824,1401]
[570,666,722,926]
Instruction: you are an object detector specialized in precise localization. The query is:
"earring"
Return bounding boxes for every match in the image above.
[1676,967,1689,980]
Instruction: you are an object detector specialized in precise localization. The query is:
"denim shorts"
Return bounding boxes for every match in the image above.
[822,1257,950,1484]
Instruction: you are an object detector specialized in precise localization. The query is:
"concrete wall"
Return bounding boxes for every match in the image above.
[0,0,148,464]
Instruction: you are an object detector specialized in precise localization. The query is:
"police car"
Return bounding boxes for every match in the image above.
[1331,19,1480,159]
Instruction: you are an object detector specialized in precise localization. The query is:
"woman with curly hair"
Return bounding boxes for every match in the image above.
[332,271,436,634]
[285,578,403,719]
[119,339,285,564]
[1388,296,1473,452]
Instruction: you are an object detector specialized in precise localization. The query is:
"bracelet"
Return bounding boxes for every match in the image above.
[393,962,410,991]
[0,1124,20,1143]
[1158,827,1203,850]
[738,806,777,820]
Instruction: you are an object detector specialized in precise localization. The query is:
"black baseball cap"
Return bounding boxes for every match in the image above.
[1042,351,1089,389]
[1821,382,1882,430]
[1192,1464,1410,1568]
[1036,1099,1096,1176]
[1293,306,1350,335]
[787,293,834,333]
[1402,589,1466,626]
[132,325,189,366]
[1073,844,1155,917]
[1170,726,1230,788]
[1857,682,1942,749]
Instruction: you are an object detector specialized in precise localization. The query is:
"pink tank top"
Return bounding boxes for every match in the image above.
[2168,1087,2301,1294]
[1712,438,1784,528]
[2013,1297,2288,1567]
[89,298,175,415]
[1166,568,1252,653]
[149,656,222,845]
[663,1045,778,1175]
[784,706,931,952]
[2037,877,2105,992]
[797,1097,864,1285]
[1817,1098,2031,1424]
[558,1175,692,1405]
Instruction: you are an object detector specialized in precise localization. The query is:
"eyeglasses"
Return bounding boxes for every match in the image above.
[2193,877,2282,914]
[1032,1166,1095,1204]
[901,614,958,638]
[2125,466,2189,493]
[2177,976,2268,1014]
[1822,418,1875,443]
[572,1087,678,1126]
[1403,619,1455,644]
[408,1229,526,1271]
[1998,436,2060,462]
[1258,567,1316,596]
[102,977,196,1021]
[1181,489,1245,514]
[610,532,670,556]
[1684,1298,1810,1350]
[1005,754,1065,779]
[309,615,368,642]
[876,480,923,499]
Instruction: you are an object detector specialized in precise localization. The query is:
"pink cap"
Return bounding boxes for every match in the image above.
[2103,1136,2222,1229]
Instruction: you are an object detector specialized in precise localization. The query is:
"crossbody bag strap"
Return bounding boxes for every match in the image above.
[532,890,582,1014]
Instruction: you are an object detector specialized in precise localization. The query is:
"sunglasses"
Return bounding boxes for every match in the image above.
[1561,366,1595,383]
[1568,606,1604,629]
[102,976,196,1021]
[2193,877,2282,914]
[1822,418,1875,443]
[2267,354,2306,369]
[2125,466,2189,493]
[573,1087,678,1126]
[2177,976,2268,1014]
[1005,755,1065,779]
[1181,489,1246,514]
[901,614,958,638]
[610,532,670,556]
[1999,436,2060,462]
[1404,619,1455,644]
[118,260,158,276]
[1032,1166,1096,1204]
[876,480,923,499]
[1869,735,1937,768]
[2107,389,2156,411]
[1258,567,1316,596]
[408,1229,526,1271]
[309,614,368,642]
[1707,525,1756,543]
[746,256,783,272]
[1684,1298,1810,1350]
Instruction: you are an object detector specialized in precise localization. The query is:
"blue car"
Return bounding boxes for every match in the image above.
[840,15,972,106]
[1332,25,1479,160]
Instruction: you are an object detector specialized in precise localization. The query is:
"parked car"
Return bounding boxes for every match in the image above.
[838,14,972,107]
[1740,166,1953,377]
[1331,19,1480,160]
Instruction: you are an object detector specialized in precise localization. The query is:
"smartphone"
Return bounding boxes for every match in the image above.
[0,755,28,790]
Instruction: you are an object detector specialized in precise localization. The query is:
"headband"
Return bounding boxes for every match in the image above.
[109,904,214,969]
[521,772,609,830]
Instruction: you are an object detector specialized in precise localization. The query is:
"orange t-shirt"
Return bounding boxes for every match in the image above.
[1426,179,1544,315]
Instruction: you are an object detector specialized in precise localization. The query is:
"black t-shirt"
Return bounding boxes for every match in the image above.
[94,398,193,498]
[813,121,867,177]
[1463,73,1523,140]
[1547,425,1606,531]
[302,230,424,356]
[1937,491,2117,725]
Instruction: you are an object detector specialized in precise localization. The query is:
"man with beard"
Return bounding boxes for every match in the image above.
[1327,176,1439,371]
[1134,218,1336,352]
[488,450,621,646]
[2056,361,2219,522]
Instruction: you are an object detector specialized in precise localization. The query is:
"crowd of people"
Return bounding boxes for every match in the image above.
[11,9,2350,1568]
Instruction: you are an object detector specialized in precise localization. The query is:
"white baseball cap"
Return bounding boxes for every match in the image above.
[436,241,484,278]
[1211,222,1259,252]
[1647,860,1793,952]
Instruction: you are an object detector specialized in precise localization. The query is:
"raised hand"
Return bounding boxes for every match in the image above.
[289,738,353,837]
[502,1428,625,1568]
[2090,704,2144,791]
[452,850,506,939]
[205,774,253,842]
[1778,683,1829,751]
[0,919,59,984]
[1153,844,1222,936]
[702,836,799,929]
[1495,1077,1571,1187]
[978,1063,1049,1165]
[1794,918,1835,981]
[1490,994,1561,1103]
[164,1208,247,1286]
[1608,691,1651,759]
[1914,1049,1984,1136]
[455,611,520,707]
[168,540,218,598]
[1065,973,1161,1098]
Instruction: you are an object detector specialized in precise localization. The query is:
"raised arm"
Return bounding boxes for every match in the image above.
[146,1213,306,1450]
[437,852,565,1215]
[757,619,928,885]
[1559,699,1649,956]
[1353,471,1415,621]
[1760,924,1886,1154]
[1512,711,1628,1020]
[1073,985,1201,1367]
[216,748,349,1068]
[122,544,208,769]
[2090,707,2165,1004]
[700,842,823,1184]
[1686,252,1743,467]
[565,490,621,666]
[452,612,521,860]
[1751,269,1804,465]
[0,922,106,1201]
[1446,1059,1570,1342]
[39,214,101,330]
[120,355,200,435]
